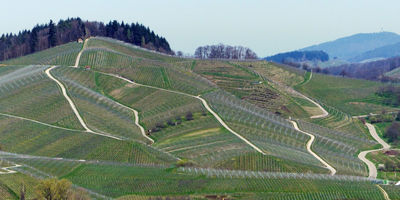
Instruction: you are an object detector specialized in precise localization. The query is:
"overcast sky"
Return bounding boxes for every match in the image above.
[1,0,400,56]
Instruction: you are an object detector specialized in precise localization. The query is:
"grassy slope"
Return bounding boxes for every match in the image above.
[78,39,331,173]
[367,150,400,181]
[51,67,148,142]
[86,67,326,173]
[248,62,321,118]
[295,72,397,116]
[1,42,82,66]
[0,65,82,129]
[1,38,399,198]
[193,60,311,118]
[61,164,384,199]
[0,172,39,199]
[373,122,400,148]
[0,116,176,165]
[0,157,385,199]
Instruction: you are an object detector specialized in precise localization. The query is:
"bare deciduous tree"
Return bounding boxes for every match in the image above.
[194,44,257,60]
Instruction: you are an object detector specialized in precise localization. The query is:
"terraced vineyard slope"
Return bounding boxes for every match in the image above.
[0,37,399,199]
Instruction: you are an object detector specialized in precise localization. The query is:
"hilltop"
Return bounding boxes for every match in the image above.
[301,32,400,61]
[350,42,400,62]
[0,18,172,62]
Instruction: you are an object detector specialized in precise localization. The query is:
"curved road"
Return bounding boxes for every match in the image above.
[96,91,154,143]
[299,92,329,119]
[377,185,391,200]
[290,120,336,175]
[297,72,329,119]
[101,72,266,155]
[366,123,391,149]
[74,38,88,68]
[285,71,335,174]
[46,66,123,141]
[358,123,391,179]
[0,112,81,132]
[0,164,21,175]
[72,39,152,143]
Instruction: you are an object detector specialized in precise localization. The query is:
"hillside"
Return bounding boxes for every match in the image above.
[0,37,399,199]
[326,56,400,80]
[0,18,172,62]
[265,50,329,63]
[301,32,400,61]
[350,42,400,62]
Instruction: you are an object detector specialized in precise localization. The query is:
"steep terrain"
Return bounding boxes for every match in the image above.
[0,37,399,199]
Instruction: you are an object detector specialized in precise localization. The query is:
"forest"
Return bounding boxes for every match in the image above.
[0,18,172,61]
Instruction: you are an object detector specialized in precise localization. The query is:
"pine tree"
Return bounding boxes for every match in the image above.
[48,20,57,47]
[30,27,38,52]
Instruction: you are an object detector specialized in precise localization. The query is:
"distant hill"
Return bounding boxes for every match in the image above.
[301,32,400,61]
[265,50,329,63]
[349,42,400,62]
[0,18,173,61]
[326,56,400,80]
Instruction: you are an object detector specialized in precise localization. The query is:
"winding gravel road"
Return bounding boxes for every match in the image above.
[72,38,152,143]
[366,123,391,150]
[297,72,328,119]
[0,164,21,175]
[290,120,337,175]
[377,185,391,200]
[74,38,88,68]
[0,112,81,132]
[358,123,391,179]
[46,66,123,141]
[101,72,266,155]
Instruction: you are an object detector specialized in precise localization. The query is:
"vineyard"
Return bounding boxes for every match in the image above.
[0,65,82,129]
[1,42,82,66]
[0,37,399,199]
[297,120,375,176]
[294,72,397,115]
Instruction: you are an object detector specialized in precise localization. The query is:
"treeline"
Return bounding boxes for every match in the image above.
[194,44,258,60]
[265,50,329,63]
[326,56,400,81]
[0,18,172,61]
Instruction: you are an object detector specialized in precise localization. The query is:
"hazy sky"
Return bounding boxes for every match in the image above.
[1,0,400,56]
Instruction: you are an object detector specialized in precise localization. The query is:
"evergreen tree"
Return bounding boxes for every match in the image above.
[30,27,38,52]
[48,20,57,47]
[0,18,173,61]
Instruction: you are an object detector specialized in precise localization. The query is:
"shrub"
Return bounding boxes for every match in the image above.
[384,122,400,143]
[185,112,193,121]
[35,178,72,200]
[176,159,195,167]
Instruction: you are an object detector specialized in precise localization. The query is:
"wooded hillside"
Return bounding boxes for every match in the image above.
[0,18,172,61]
